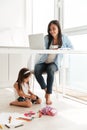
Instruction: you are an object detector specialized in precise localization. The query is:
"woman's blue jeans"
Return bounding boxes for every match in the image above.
[34,63,58,94]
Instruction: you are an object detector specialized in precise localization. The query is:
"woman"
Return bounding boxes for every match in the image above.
[34,20,73,105]
[10,68,41,107]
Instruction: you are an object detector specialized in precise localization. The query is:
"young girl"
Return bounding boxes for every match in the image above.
[10,68,41,107]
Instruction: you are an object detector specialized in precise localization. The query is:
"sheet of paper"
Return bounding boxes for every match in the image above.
[0,112,25,127]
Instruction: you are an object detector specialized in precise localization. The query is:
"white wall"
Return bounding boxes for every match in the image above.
[0,54,30,88]
[0,0,25,29]
[0,0,33,87]
[0,0,32,47]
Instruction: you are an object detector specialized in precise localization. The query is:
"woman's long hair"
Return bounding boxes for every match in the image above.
[16,68,31,90]
[47,20,63,48]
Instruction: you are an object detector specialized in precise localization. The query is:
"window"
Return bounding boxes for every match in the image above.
[63,0,87,29]
[61,0,87,50]
[69,34,87,51]
[58,0,87,102]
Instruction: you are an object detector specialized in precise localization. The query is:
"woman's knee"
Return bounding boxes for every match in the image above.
[34,64,43,75]
[47,68,55,75]
[34,64,39,73]
[47,64,57,74]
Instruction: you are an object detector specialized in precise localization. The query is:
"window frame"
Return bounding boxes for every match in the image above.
[57,0,87,104]
[58,0,87,36]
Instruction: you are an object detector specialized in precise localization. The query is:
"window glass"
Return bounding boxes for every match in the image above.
[63,0,87,29]
[69,54,87,93]
[69,34,87,51]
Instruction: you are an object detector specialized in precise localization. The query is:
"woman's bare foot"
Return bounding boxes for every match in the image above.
[45,94,52,105]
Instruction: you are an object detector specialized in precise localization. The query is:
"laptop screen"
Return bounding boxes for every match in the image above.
[29,33,45,50]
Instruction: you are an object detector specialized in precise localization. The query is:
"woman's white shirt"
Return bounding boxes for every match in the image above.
[45,42,58,63]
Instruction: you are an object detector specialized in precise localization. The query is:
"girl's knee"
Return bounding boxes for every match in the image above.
[9,102,13,106]
[26,100,32,107]
[9,100,17,106]
[37,98,42,104]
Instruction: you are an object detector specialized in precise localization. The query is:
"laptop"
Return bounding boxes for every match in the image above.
[29,33,45,50]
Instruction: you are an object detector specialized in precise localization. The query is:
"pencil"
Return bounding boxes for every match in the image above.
[0,124,3,129]
[5,124,10,128]
[16,117,31,122]
[8,116,12,123]
[14,124,24,128]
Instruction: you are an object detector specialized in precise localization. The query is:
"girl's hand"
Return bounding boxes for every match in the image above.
[30,94,36,100]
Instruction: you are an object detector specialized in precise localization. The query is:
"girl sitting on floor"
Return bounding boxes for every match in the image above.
[10,68,41,107]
